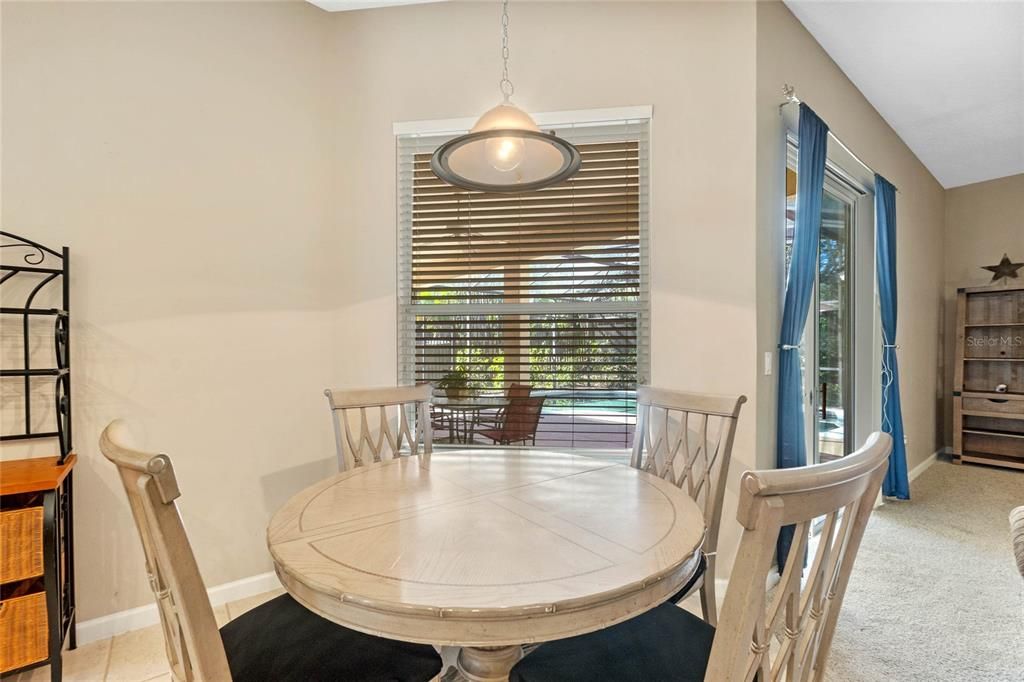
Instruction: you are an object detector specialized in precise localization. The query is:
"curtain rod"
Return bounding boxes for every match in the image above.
[779,84,898,193]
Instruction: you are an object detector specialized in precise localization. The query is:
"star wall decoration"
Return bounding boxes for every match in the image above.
[981,253,1024,283]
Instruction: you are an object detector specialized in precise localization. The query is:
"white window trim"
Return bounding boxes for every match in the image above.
[395,108,653,449]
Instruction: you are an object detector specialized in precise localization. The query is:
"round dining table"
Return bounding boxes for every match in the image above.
[267,448,705,681]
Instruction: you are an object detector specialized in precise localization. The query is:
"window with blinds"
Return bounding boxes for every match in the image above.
[397,118,650,449]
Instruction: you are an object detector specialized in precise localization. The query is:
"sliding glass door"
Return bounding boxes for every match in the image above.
[786,151,859,464]
[815,186,855,461]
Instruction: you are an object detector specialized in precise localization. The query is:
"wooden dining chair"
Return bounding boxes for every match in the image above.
[99,420,443,682]
[630,387,747,625]
[324,384,433,471]
[477,396,545,446]
[1011,505,1024,578]
[510,432,892,682]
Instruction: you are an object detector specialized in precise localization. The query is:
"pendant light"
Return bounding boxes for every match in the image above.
[430,0,581,193]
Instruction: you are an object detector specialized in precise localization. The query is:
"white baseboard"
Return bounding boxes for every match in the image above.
[909,446,948,483]
[874,446,947,507]
[75,571,281,646]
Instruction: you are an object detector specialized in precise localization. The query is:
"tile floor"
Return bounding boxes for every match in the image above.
[7,589,284,682]
[9,586,713,682]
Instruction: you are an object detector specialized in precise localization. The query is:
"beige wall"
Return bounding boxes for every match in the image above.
[2,0,761,623]
[1,1,339,620]
[755,1,947,473]
[942,174,1024,444]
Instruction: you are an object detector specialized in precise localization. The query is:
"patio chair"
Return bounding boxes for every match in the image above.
[477,396,545,446]
[430,403,452,440]
[477,383,533,430]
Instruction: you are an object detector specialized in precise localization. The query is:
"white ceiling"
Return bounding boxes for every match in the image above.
[785,1,1024,188]
[307,0,444,12]
[311,1,1021,188]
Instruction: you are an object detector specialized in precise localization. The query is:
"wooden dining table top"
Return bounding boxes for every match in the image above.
[267,448,705,647]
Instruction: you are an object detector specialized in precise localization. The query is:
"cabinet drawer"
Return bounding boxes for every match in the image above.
[0,508,44,584]
[962,396,1024,417]
[0,591,48,673]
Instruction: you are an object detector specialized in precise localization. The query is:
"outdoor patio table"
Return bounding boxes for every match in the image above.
[433,396,509,444]
[267,448,705,681]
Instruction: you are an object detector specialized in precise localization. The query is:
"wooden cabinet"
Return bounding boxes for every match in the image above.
[953,283,1024,471]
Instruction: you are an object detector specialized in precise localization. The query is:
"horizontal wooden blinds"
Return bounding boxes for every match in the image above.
[398,120,650,449]
[411,140,639,304]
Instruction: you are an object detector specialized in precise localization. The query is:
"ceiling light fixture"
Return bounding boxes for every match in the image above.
[430,0,581,193]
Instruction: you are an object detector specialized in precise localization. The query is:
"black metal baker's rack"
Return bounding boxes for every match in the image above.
[1,231,72,458]
[1,230,76,681]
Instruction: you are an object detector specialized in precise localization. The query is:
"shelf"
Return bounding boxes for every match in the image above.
[0,308,66,316]
[0,454,76,496]
[0,576,44,600]
[959,282,1024,295]
[957,451,1024,471]
[0,369,68,378]
[963,358,1024,362]
[961,409,1024,419]
[965,322,1024,327]
[0,264,63,275]
[0,432,59,443]
[960,390,1024,399]
[960,391,1024,400]
[962,428,1024,439]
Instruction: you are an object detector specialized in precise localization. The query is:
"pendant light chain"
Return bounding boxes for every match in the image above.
[499,0,514,102]
[429,0,581,193]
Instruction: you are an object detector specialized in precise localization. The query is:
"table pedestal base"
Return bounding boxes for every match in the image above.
[457,645,524,682]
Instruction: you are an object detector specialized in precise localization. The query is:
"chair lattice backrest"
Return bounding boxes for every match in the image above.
[630,386,746,625]
[99,421,232,682]
[324,384,433,471]
[706,432,892,682]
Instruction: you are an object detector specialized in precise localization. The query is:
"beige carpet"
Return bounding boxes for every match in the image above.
[825,456,1024,681]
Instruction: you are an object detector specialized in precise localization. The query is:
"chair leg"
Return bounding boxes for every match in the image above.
[701,556,718,627]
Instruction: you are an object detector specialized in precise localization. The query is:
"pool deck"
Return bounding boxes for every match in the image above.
[433,412,635,450]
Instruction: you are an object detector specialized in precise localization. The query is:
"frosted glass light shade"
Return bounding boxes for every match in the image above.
[430,103,581,193]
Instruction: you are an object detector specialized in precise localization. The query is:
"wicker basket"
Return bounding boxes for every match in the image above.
[0,591,48,672]
[1,507,45,584]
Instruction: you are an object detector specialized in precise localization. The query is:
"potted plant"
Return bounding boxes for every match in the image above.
[437,368,471,400]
